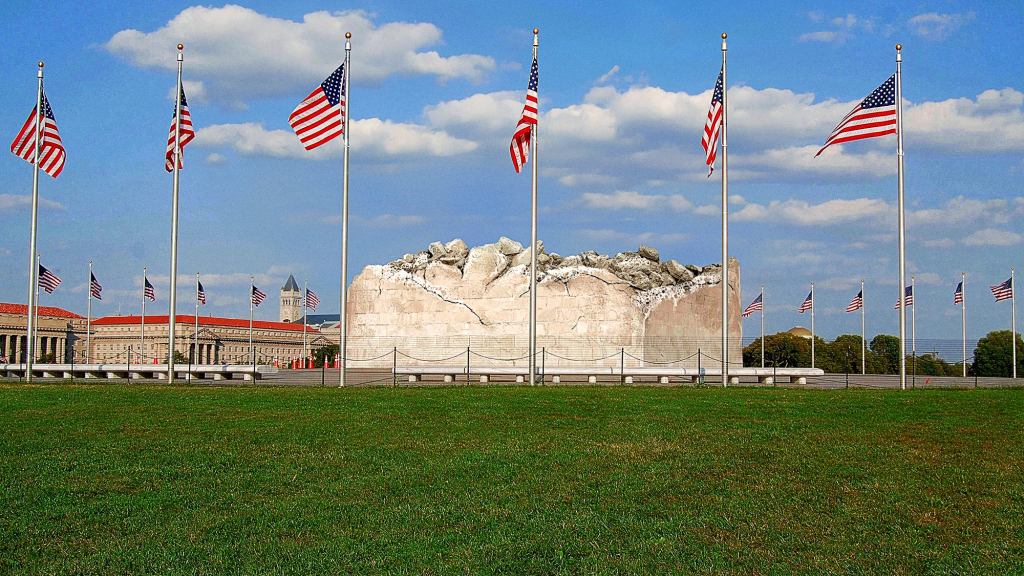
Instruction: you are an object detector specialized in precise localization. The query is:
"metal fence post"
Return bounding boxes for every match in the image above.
[697,348,702,386]
[541,347,545,385]
[393,346,398,387]
[620,347,625,385]
[321,357,325,387]
[466,346,471,385]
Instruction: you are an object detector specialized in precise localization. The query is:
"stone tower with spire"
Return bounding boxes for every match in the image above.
[279,275,302,322]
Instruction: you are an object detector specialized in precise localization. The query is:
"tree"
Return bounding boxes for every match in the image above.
[312,344,339,368]
[818,334,863,374]
[743,332,810,368]
[972,330,1024,377]
[167,351,188,364]
[870,334,901,374]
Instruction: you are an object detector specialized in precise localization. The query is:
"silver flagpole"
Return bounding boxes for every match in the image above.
[24,61,45,381]
[861,279,866,374]
[339,32,352,388]
[895,43,907,390]
[810,282,815,369]
[87,260,93,364]
[34,254,40,362]
[194,273,199,365]
[1012,268,1017,379]
[720,32,730,387]
[760,286,765,368]
[529,27,539,386]
[141,268,147,363]
[303,280,308,363]
[167,43,184,383]
[912,276,916,374]
[249,276,254,364]
[961,272,967,377]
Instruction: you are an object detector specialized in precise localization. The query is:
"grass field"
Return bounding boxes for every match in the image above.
[1,384,1022,575]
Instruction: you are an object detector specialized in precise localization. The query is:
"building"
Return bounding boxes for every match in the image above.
[89,315,331,364]
[0,303,85,363]
[279,275,302,323]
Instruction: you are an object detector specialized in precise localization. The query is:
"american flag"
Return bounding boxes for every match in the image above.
[90,272,103,300]
[816,75,896,157]
[954,281,964,305]
[10,90,65,178]
[197,280,206,305]
[38,264,62,294]
[846,290,863,313]
[252,285,267,307]
[797,291,813,313]
[701,69,724,177]
[290,63,346,151]
[742,293,762,318]
[144,277,156,302]
[165,87,195,172]
[510,55,538,173]
[990,277,1013,302]
[305,288,320,312]
[894,285,913,309]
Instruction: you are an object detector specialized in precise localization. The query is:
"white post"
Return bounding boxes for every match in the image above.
[810,282,815,369]
[141,268,147,363]
[1013,268,1017,379]
[194,273,199,365]
[961,272,967,377]
[529,28,540,386]
[896,43,907,390]
[249,276,254,365]
[24,61,44,380]
[720,32,730,386]
[34,253,40,362]
[87,260,93,364]
[861,279,866,375]
[167,43,184,383]
[760,286,765,368]
[339,32,352,388]
[911,276,917,374]
[303,280,308,363]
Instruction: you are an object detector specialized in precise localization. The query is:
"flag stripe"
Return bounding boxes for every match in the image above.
[10,91,65,178]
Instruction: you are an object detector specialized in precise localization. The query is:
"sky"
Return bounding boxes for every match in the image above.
[1,0,1022,342]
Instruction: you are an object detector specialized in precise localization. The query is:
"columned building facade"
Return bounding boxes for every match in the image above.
[0,303,85,363]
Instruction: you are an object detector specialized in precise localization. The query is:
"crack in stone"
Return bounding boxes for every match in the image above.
[571,315,584,331]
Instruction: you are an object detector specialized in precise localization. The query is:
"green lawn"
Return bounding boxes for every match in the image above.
[1,385,1022,575]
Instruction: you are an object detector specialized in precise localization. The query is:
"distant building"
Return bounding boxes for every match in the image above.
[787,326,812,339]
[0,303,85,363]
[279,275,302,323]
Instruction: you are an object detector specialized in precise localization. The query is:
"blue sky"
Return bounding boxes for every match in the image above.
[2,1,1022,341]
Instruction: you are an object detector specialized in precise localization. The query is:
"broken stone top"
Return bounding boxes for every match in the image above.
[389,237,728,292]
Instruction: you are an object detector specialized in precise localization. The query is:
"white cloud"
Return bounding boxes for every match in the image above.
[195,119,477,159]
[597,65,620,84]
[579,191,693,212]
[964,228,1023,246]
[905,89,1024,152]
[0,194,64,213]
[105,6,495,104]
[798,31,842,43]
[205,152,227,164]
[578,229,689,245]
[921,238,954,248]
[424,91,522,138]
[732,198,890,226]
[910,196,1010,227]
[908,12,974,41]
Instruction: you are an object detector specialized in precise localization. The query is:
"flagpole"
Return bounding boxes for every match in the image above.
[861,279,866,375]
[895,43,907,391]
[141,268,147,363]
[810,282,815,369]
[760,286,765,368]
[34,254,40,362]
[339,32,352,388]
[911,275,917,380]
[529,27,540,386]
[249,276,254,365]
[87,260,93,364]
[24,61,45,381]
[961,272,967,377]
[720,32,730,387]
[194,273,199,365]
[1012,267,1017,379]
[303,280,308,363]
[167,43,184,383]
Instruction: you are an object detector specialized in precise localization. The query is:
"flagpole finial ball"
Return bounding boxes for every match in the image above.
[722,32,727,39]
[896,43,902,50]
[177,43,184,51]
[38,61,44,68]
[534,28,539,34]
[346,32,352,39]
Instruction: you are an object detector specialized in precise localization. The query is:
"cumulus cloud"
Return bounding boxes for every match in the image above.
[195,119,477,160]
[0,194,64,212]
[732,198,891,226]
[908,12,974,41]
[964,228,1022,246]
[106,5,495,104]
[579,191,693,212]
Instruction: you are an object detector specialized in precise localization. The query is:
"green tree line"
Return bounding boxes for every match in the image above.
[742,330,1023,376]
